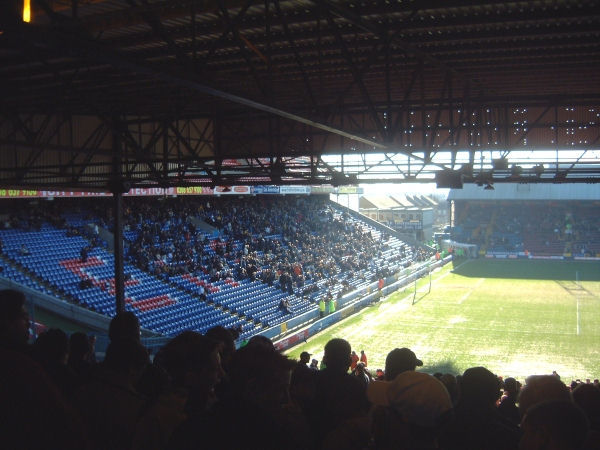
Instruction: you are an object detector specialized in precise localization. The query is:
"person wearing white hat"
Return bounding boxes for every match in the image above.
[367,371,453,449]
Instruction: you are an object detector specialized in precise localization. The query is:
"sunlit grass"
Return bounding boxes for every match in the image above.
[284,259,600,383]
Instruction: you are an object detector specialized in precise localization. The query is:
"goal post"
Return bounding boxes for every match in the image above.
[412,266,432,305]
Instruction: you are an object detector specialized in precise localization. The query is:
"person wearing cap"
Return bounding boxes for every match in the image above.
[384,347,423,381]
[367,370,453,449]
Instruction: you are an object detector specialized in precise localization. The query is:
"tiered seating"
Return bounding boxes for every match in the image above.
[523,232,564,256]
[0,224,250,336]
[0,262,50,294]
[453,200,600,257]
[0,196,423,337]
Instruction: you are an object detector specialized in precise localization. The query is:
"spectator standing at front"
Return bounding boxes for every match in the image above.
[498,377,520,427]
[327,297,336,314]
[170,342,308,450]
[307,338,370,449]
[368,371,452,449]
[133,331,224,450]
[383,347,423,380]
[439,366,521,450]
[0,289,85,450]
[319,298,326,318]
[309,359,319,371]
[352,362,371,391]
[290,351,315,417]
[350,351,359,371]
[360,350,368,367]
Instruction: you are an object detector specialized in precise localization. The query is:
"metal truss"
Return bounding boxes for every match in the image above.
[1,0,599,189]
[1,105,598,189]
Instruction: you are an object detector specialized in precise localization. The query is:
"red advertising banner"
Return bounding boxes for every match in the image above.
[273,329,309,351]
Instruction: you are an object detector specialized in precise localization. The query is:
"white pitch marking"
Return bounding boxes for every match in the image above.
[458,277,484,304]
[458,291,471,304]
[576,296,580,336]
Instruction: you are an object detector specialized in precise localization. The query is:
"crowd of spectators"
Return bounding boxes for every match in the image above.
[2,288,598,450]
[85,196,431,303]
[120,197,405,286]
[0,196,434,332]
[452,200,600,256]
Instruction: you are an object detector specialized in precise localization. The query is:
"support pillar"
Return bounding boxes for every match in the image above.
[111,116,126,314]
[113,191,125,313]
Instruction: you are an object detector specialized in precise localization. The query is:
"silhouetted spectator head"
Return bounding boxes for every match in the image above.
[520,401,589,450]
[104,338,148,380]
[368,371,453,449]
[228,343,296,411]
[519,375,571,419]
[460,366,500,407]
[245,334,274,350]
[323,338,352,372]
[159,331,223,392]
[369,370,452,428]
[440,373,459,406]
[108,311,140,342]
[0,289,30,349]
[205,325,236,370]
[299,351,311,364]
[503,376,519,397]
[68,331,91,364]
[32,328,69,366]
[384,347,423,380]
[572,383,600,430]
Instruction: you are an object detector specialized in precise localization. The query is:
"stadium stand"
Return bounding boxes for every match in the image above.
[449,186,600,258]
[0,195,426,340]
[1,192,597,450]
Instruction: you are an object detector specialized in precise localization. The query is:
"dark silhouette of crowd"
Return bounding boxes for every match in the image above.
[2,288,598,450]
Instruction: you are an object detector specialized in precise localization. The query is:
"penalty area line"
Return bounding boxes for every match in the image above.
[458,278,485,305]
[577,296,580,336]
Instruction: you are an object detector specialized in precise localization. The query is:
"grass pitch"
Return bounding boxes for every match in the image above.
[284,259,600,383]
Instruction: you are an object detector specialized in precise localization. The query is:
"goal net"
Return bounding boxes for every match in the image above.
[412,266,432,305]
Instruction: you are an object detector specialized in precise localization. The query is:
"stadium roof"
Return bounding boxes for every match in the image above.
[361,194,435,209]
[1,0,599,190]
[448,183,600,201]
[404,195,437,208]
[361,196,404,210]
